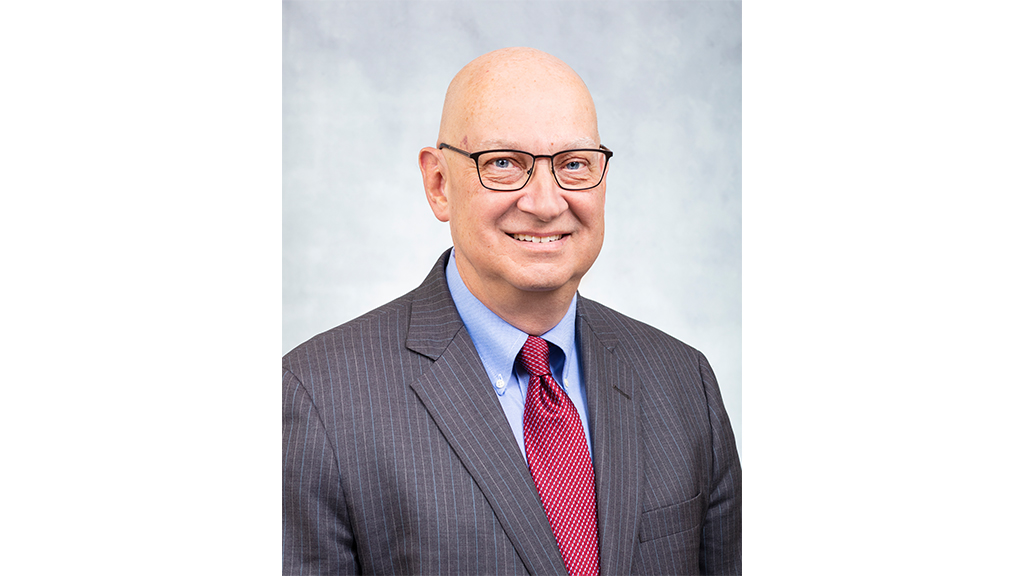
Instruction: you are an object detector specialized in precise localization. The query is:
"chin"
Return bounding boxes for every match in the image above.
[510,271,578,294]
[515,283,563,294]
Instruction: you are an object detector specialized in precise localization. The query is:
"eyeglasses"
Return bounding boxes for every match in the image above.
[438,143,613,191]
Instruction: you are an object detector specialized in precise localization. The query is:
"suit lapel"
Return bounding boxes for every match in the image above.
[405,251,567,576]
[578,297,643,576]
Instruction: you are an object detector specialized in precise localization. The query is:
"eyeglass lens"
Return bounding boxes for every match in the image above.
[476,150,608,191]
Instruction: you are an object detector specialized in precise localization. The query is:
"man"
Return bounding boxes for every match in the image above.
[283,47,741,575]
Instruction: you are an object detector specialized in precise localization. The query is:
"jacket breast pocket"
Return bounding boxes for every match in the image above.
[638,491,705,542]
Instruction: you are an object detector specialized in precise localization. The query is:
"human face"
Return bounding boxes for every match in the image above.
[441,79,606,310]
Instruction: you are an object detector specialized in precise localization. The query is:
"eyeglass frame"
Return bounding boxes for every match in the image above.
[438,143,614,192]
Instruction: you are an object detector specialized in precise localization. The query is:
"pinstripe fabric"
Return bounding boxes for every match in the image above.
[283,250,741,575]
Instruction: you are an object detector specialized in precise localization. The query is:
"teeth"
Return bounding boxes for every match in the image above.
[512,233,564,243]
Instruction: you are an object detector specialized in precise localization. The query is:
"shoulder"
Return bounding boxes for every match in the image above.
[283,250,460,382]
[282,290,417,387]
[285,290,412,359]
[576,294,716,401]
[576,296,727,442]
[577,295,706,365]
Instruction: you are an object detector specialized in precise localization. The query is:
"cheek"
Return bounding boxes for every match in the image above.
[450,194,507,246]
[476,195,520,226]
[570,194,605,229]
[575,197,605,258]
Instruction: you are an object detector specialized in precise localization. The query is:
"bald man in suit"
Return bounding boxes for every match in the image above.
[283,47,741,575]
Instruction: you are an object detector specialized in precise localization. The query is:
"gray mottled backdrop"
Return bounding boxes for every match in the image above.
[284,0,742,455]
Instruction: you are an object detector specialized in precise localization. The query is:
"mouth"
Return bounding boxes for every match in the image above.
[509,233,565,244]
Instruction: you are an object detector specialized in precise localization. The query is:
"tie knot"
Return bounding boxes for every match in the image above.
[519,336,552,378]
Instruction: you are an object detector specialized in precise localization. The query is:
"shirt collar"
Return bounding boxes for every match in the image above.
[445,250,577,388]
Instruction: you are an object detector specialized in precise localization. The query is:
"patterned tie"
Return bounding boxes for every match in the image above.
[520,335,600,576]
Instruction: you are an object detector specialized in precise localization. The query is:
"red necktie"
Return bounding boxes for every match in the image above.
[520,335,599,576]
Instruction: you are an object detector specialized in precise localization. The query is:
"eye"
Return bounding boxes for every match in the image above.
[559,157,590,172]
[477,151,532,188]
[483,155,524,171]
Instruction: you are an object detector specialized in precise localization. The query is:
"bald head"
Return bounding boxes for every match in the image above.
[438,47,600,150]
[418,47,609,334]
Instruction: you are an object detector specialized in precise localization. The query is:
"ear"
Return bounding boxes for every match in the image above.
[419,147,450,222]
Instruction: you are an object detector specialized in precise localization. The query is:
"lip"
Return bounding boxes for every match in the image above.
[506,232,569,245]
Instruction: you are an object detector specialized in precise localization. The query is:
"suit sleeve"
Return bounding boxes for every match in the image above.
[696,353,742,575]
[283,368,359,575]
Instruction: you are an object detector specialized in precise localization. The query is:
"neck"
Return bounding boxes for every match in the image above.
[478,287,575,337]
[454,261,577,336]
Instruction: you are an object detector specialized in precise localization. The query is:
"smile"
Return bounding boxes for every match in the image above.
[510,233,565,244]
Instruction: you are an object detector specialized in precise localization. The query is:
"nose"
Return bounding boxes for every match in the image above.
[517,157,568,222]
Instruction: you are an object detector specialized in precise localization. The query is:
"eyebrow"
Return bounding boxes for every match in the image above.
[476,137,599,151]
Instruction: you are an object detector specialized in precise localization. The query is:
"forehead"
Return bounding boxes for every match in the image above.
[476,136,599,152]
[456,64,599,151]
[467,90,597,150]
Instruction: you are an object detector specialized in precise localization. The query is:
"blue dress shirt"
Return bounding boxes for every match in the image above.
[445,251,593,462]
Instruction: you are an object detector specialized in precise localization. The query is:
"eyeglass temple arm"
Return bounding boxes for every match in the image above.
[438,143,474,158]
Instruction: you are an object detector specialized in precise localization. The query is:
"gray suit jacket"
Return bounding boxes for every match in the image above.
[283,250,741,575]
